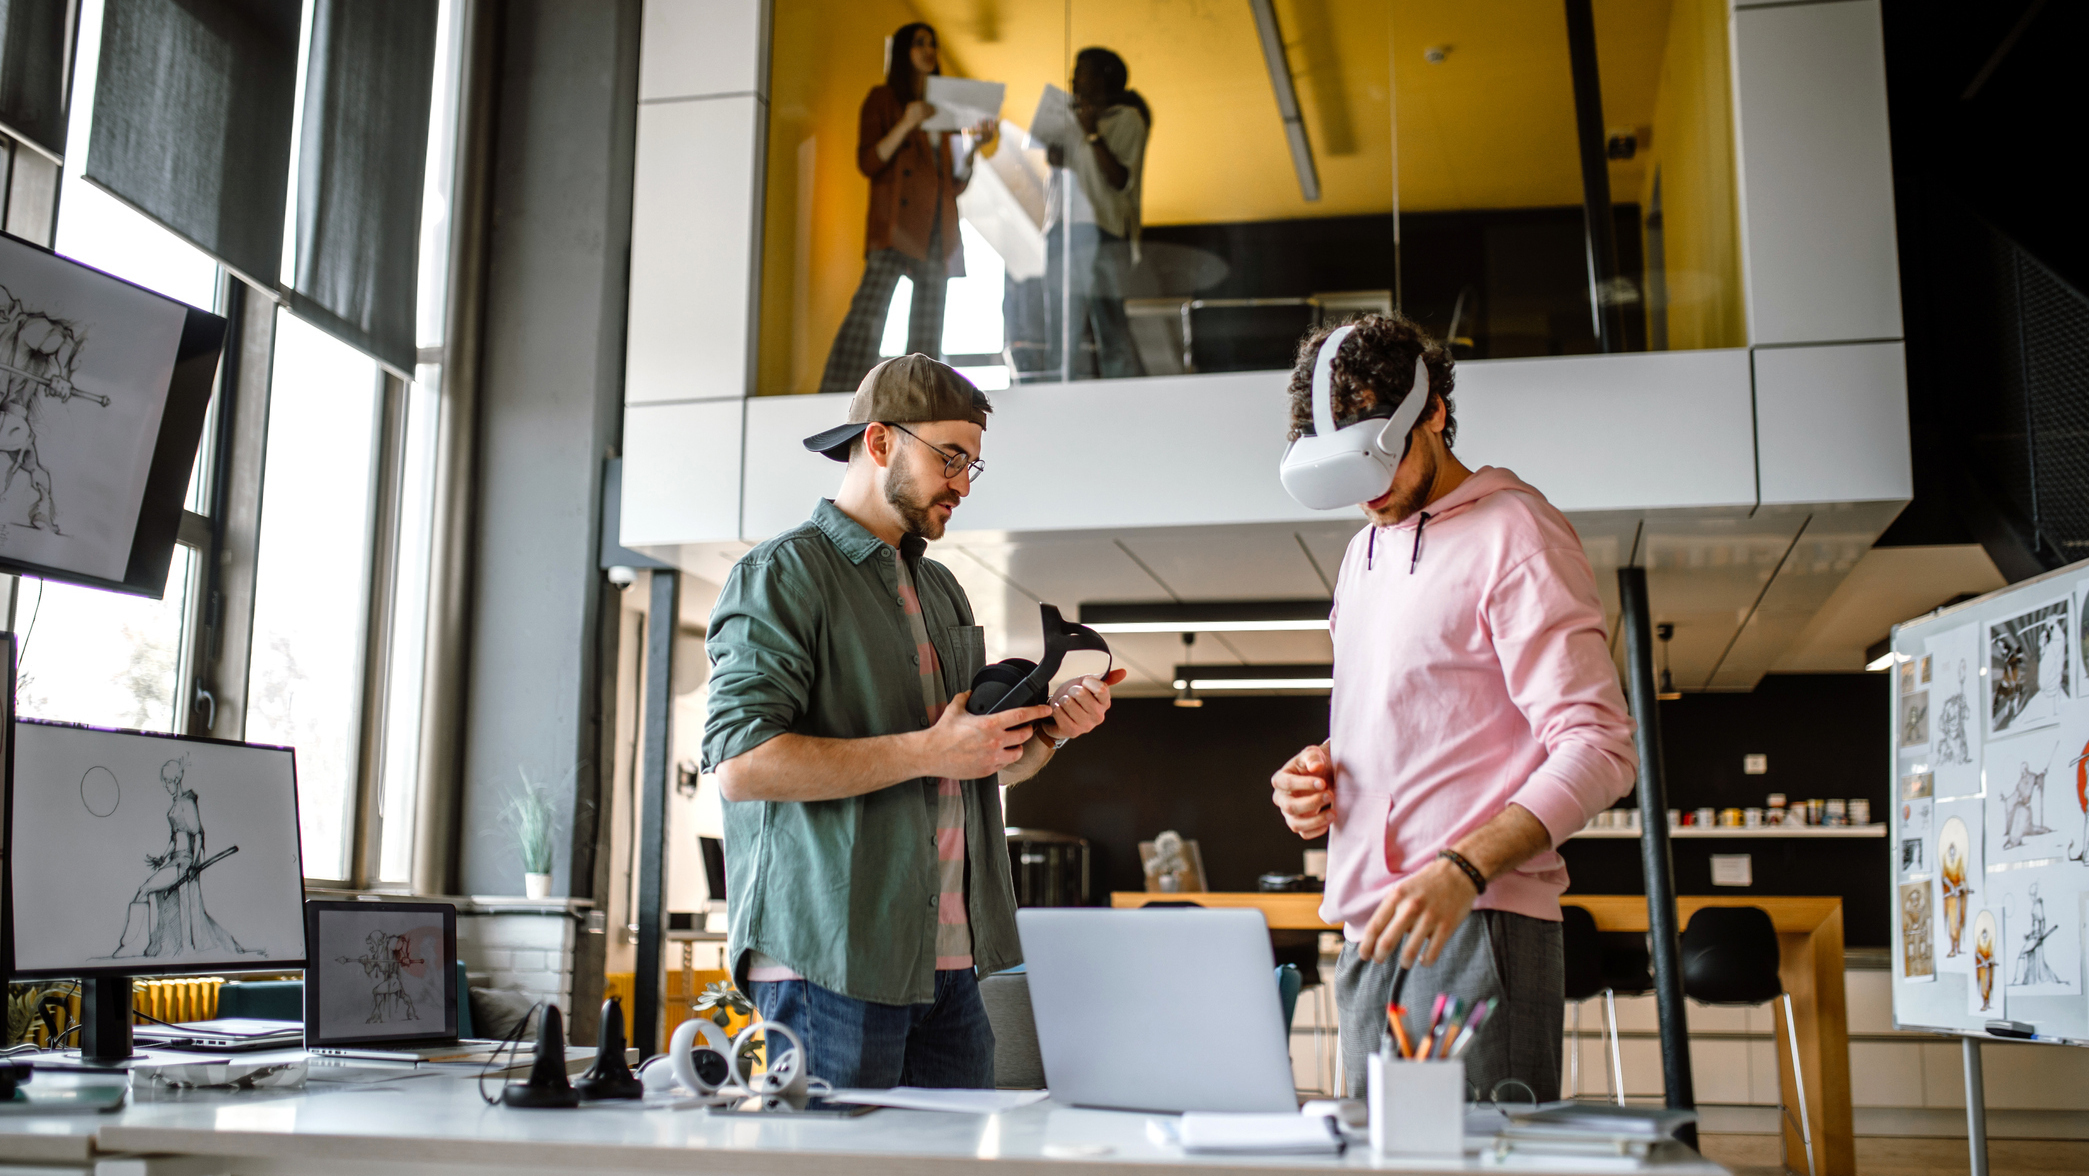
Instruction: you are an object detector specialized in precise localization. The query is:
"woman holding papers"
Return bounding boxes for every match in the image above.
[1044,47,1150,380]
[818,23,996,395]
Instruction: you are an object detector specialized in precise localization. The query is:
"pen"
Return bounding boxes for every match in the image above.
[1448,999,1495,1059]
[1415,994,1448,1060]
[1434,998,1467,1056]
[1388,962,1412,1010]
[1385,1002,1414,1059]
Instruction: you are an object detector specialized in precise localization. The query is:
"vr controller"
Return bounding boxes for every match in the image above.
[966,604,1113,725]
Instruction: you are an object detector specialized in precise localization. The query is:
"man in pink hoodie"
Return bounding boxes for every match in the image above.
[1269,314,1638,1100]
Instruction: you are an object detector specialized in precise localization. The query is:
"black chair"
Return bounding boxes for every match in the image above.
[1681,907,1814,1176]
[1561,906,1649,1104]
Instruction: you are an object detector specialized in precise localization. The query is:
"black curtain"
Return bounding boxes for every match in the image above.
[290,0,437,374]
[0,0,71,159]
[86,0,299,289]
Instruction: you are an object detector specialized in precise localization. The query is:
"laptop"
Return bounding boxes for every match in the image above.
[303,900,502,1061]
[1016,907,1298,1113]
[132,1018,303,1053]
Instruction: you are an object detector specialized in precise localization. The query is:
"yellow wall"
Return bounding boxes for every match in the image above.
[1641,0,1745,349]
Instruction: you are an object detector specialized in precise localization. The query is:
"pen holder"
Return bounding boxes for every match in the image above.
[1367,1053,1464,1158]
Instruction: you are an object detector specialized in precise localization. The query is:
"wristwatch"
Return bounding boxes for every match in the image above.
[1050,734,1072,750]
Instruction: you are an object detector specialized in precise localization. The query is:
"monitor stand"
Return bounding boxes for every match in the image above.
[79,977,138,1065]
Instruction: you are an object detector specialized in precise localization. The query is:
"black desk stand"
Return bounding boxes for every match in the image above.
[79,977,139,1065]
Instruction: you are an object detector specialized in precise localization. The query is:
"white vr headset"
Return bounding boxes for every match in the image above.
[1278,324,1432,510]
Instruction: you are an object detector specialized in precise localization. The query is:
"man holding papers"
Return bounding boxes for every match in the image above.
[817,23,997,395]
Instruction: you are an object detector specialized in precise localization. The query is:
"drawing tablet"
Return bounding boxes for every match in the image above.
[303,900,459,1049]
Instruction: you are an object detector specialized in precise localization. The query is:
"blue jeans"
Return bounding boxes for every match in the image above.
[750,968,995,1089]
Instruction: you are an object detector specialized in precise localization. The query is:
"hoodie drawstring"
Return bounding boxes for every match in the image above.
[1367,525,1377,571]
[1410,512,1432,574]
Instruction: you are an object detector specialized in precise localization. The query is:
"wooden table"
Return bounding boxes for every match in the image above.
[1112,891,1853,1176]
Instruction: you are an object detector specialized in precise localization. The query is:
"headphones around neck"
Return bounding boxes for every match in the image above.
[1277,323,1432,510]
[966,604,1113,721]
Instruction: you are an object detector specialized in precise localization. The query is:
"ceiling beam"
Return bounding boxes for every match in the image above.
[1247,0,1321,202]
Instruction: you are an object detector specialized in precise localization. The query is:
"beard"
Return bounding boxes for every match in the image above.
[1363,442,1437,526]
[885,454,960,541]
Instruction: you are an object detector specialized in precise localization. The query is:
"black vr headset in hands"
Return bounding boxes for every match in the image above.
[965,604,1113,726]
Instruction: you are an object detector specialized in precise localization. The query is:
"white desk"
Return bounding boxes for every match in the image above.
[1,1071,1728,1175]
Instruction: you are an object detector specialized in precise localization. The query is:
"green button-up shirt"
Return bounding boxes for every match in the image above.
[701,499,1022,1006]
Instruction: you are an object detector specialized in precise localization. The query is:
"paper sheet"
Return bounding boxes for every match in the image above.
[1988,596,2072,738]
[1935,797,1982,973]
[826,1087,1049,1113]
[1925,626,1982,796]
[1025,85,1082,153]
[922,76,1004,131]
[1995,865,2080,997]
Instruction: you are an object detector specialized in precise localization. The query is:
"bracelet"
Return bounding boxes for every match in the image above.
[1437,848,1488,896]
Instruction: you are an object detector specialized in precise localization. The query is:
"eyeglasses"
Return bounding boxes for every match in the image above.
[884,422,985,482]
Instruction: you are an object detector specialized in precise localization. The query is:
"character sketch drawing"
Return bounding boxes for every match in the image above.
[1935,660,1974,765]
[107,757,259,960]
[2000,744,2058,851]
[2009,883,2061,987]
[1990,603,2071,735]
[337,931,424,1024]
[0,283,109,535]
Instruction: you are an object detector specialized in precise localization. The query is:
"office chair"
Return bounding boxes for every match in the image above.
[1681,907,1814,1176]
[1561,906,1652,1104]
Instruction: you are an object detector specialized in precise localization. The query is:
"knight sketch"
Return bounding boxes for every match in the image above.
[338,930,424,1024]
[2000,746,2058,851]
[2010,883,2062,988]
[1934,660,1974,765]
[0,283,109,534]
[109,757,256,959]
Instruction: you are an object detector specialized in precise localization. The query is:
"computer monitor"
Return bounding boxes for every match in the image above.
[2,710,307,1060]
[0,229,228,597]
[304,900,459,1049]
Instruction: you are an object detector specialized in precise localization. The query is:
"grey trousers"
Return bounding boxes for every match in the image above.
[1334,909,1563,1103]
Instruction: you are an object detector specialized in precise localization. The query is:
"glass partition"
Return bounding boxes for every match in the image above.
[758,0,1741,394]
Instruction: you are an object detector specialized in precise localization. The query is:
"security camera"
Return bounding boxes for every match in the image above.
[607,565,638,589]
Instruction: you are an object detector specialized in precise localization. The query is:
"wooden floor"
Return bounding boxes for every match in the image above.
[1699,1133,2089,1175]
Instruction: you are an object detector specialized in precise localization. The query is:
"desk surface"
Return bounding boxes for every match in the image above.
[1,1071,1727,1175]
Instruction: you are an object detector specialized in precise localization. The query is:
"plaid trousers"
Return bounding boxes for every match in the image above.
[819,242,948,395]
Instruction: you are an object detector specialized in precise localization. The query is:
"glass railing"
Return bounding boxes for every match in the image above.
[757,0,1743,395]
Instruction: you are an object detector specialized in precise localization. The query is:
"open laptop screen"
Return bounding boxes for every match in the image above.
[304,901,458,1047]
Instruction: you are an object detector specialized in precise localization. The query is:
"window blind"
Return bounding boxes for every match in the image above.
[85,0,299,289]
[289,0,437,375]
[0,0,71,159]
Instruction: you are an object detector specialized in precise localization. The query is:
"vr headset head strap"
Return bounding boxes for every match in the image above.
[1308,324,1357,439]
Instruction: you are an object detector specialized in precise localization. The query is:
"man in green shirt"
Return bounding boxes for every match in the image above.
[702,354,1125,1088]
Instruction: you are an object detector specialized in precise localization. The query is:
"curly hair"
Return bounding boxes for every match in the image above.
[1285,312,1456,448]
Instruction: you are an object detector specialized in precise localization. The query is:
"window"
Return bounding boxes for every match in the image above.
[245,313,381,884]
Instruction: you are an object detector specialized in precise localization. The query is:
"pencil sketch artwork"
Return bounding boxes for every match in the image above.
[0,284,106,537]
[338,930,425,1024]
[1997,743,2058,852]
[2010,883,2061,988]
[1900,881,1935,981]
[1899,688,1930,750]
[107,757,262,961]
[1985,719,2083,865]
[1938,815,1973,965]
[1996,871,2080,997]
[0,239,186,581]
[1933,659,1975,766]
[1989,599,2071,737]
[1969,909,2000,1016]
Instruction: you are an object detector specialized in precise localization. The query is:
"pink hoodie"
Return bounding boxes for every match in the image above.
[1320,466,1638,935]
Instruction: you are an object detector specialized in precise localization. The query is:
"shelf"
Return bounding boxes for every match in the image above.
[1570,824,1887,840]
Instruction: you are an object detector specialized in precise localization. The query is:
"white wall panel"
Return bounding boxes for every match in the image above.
[639,0,766,101]
[1455,349,1758,511]
[626,96,760,405]
[741,392,851,540]
[1754,342,1910,504]
[1732,0,1902,345]
[621,399,745,546]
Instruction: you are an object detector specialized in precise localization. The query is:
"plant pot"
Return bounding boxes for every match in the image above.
[524,872,552,899]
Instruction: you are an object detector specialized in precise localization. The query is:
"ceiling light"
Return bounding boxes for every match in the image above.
[1656,622,1680,700]
[1169,663,1334,695]
[1082,599,1330,635]
[1173,632,1204,707]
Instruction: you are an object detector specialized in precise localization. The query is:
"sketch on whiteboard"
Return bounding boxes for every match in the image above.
[1939,815,1973,961]
[2011,883,2062,987]
[0,285,109,536]
[1934,659,1975,766]
[1989,599,2071,737]
[107,757,260,960]
[1900,689,1930,749]
[337,930,424,1024]
[1901,881,1935,981]
[1970,909,2000,1015]
[1999,743,2059,851]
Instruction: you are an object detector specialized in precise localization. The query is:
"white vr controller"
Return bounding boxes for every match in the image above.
[638,1017,828,1111]
[1277,323,1431,510]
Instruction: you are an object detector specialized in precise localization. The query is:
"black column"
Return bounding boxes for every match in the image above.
[1564,0,1625,353]
[633,568,679,1055]
[1617,567,1695,1137]
[78,977,136,1064]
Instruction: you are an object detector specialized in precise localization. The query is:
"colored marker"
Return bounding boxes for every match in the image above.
[1448,999,1495,1059]
[1386,1002,1414,1059]
[1416,994,1448,1060]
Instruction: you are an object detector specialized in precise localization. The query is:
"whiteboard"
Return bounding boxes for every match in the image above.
[1889,560,2089,1045]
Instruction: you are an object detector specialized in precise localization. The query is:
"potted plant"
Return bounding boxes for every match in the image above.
[503,769,558,899]
[692,980,763,1081]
